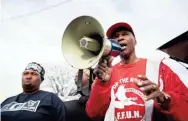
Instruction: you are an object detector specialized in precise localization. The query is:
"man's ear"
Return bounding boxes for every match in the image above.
[134,38,137,46]
[135,40,137,45]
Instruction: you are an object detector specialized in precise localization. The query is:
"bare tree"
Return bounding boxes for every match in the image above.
[40,62,81,101]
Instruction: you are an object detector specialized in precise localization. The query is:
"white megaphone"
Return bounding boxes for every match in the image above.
[62,15,121,69]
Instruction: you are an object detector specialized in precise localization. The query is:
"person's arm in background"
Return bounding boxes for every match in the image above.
[157,62,188,121]
[52,94,66,121]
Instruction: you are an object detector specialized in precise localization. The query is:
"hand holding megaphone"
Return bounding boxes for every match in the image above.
[94,56,113,82]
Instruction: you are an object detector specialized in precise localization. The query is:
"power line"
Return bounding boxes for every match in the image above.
[1,0,73,22]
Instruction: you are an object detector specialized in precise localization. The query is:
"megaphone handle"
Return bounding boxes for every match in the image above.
[77,69,83,92]
[89,68,93,91]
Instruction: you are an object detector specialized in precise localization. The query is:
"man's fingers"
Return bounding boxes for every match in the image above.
[135,80,152,87]
[94,56,113,80]
[97,67,106,74]
[98,62,107,69]
[97,70,106,79]
[102,56,113,67]
[93,65,106,76]
[98,59,107,65]
[107,56,114,67]
[134,74,161,101]
[145,90,161,101]
[140,84,158,92]
[138,74,148,80]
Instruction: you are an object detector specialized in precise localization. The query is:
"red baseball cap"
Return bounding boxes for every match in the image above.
[106,22,135,38]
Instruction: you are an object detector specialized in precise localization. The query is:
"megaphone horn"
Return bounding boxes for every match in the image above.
[62,15,121,69]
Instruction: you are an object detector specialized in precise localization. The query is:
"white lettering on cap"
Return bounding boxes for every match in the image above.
[25,63,42,74]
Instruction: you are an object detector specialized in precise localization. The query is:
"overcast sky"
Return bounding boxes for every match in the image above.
[0,0,188,102]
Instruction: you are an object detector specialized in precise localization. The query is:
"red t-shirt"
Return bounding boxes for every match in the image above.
[111,58,147,121]
[86,58,188,121]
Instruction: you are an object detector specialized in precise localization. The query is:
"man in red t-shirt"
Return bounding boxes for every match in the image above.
[86,22,188,121]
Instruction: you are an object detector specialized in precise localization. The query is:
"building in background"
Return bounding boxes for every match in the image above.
[158,31,188,87]
[158,31,188,64]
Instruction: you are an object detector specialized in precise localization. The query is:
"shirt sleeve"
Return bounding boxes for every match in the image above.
[1,96,17,109]
[1,97,11,110]
[86,78,111,120]
[158,62,188,121]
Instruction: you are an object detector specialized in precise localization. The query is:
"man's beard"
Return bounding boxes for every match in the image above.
[120,52,130,59]
[23,80,32,88]
[22,80,37,93]
[120,47,135,59]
